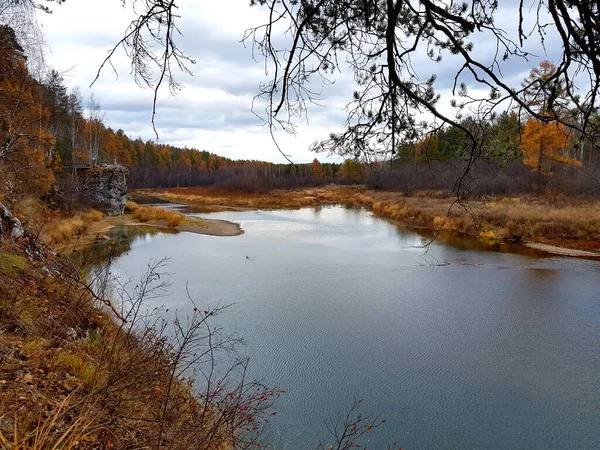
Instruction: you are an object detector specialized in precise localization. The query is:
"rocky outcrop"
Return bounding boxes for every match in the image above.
[0,203,24,239]
[75,165,128,215]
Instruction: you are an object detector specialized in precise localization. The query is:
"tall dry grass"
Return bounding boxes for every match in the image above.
[15,198,104,245]
[319,188,600,246]
[135,186,319,210]
[126,201,184,227]
[0,394,98,450]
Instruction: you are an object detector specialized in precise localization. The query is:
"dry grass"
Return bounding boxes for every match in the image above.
[132,205,184,227]
[135,186,318,210]
[0,394,97,450]
[328,189,600,247]
[15,198,104,245]
[0,237,278,449]
[136,185,600,251]
[124,200,139,213]
[126,200,186,227]
[0,251,27,277]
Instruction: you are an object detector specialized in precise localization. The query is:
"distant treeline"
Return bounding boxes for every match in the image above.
[1,23,599,199]
[0,22,362,194]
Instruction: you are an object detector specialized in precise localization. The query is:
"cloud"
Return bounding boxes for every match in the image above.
[37,0,348,162]
[37,0,570,163]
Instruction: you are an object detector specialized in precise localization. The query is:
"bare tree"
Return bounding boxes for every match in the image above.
[316,397,388,450]
[92,0,194,136]
[83,1,600,195]
[0,0,54,78]
[87,93,103,165]
[68,86,83,168]
[243,1,600,191]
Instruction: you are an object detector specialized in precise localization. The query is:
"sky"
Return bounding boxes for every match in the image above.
[34,0,564,163]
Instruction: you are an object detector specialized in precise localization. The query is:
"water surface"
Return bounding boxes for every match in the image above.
[106,205,600,449]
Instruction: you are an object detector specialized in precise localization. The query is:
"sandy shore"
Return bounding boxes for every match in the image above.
[95,214,242,237]
[524,242,600,258]
[56,213,242,253]
[171,217,243,236]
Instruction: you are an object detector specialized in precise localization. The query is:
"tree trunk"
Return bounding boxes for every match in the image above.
[537,136,544,190]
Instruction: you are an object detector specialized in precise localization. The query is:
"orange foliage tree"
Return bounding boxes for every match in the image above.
[0,26,55,195]
[520,118,581,186]
[312,158,325,179]
[519,60,582,187]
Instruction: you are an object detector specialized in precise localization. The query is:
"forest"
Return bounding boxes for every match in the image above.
[2,0,600,449]
[2,19,599,202]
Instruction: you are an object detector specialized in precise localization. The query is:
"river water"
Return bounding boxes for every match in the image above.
[103,205,600,449]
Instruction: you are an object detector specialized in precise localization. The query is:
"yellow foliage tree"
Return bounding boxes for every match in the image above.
[519,60,581,187]
[0,27,55,195]
[414,134,439,162]
[520,118,581,185]
[312,158,325,179]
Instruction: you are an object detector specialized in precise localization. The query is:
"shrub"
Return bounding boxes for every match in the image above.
[132,205,184,228]
[125,200,139,213]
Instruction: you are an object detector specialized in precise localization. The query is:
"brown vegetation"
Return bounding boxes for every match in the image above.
[15,198,104,245]
[347,191,600,249]
[126,201,185,227]
[138,186,600,254]
[134,187,320,210]
[0,237,278,449]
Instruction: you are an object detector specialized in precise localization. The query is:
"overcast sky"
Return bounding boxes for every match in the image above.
[37,0,563,163]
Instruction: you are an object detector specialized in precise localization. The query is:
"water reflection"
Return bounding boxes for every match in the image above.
[69,225,177,269]
[81,205,600,450]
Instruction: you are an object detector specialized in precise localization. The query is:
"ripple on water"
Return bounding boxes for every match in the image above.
[106,206,600,450]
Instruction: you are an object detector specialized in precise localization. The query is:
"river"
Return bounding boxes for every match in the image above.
[99,204,600,449]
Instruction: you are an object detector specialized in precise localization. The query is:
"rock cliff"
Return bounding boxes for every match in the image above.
[75,165,128,215]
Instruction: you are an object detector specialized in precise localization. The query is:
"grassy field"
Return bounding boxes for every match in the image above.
[135,185,600,254]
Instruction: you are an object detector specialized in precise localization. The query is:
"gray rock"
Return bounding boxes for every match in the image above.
[74,165,129,215]
[0,203,24,238]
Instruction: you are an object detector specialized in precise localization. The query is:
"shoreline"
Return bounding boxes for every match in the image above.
[56,212,243,254]
[133,186,600,260]
[523,242,600,258]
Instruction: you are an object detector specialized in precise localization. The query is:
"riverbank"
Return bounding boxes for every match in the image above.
[134,186,600,258]
[51,203,242,254]
[0,214,271,448]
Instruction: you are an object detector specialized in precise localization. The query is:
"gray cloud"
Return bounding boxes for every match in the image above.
[38,0,571,163]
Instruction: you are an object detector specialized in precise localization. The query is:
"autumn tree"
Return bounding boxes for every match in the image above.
[312,158,325,179]
[208,154,219,173]
[415,134,439,163]
[340,159,364,182]
[520,119,580,187]
[519,61,582,187]
[521,61,570,117]
[0,25,54,195]
[114,129,135,166]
